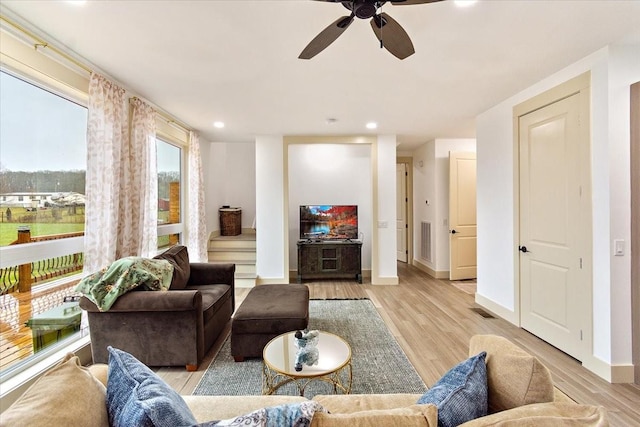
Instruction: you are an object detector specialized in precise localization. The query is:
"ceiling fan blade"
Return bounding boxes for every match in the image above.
[370,12,415,60]
[299,15,355,59]
[390,0,445,5]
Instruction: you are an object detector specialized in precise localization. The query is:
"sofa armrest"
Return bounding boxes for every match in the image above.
[79,290,202,313]
[188,262,235,287]
[457,402,608,426]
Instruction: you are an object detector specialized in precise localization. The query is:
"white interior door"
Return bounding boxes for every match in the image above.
[396,163,407,262]
[449,152,477,280]
[519,93,586,361]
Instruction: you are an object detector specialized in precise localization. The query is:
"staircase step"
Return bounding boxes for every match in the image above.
[209,246,256,253]
[235,273,257,288]
[234,263,256,274]
[208,251,256,262]
[208,232,257,288]
[209,261,255,274]
[209,239,256,250]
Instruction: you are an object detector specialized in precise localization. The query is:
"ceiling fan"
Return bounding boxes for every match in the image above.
[299,0,444,60]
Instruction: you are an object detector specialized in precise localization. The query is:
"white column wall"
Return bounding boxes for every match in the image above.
[476,104,517,314]
[376,135,398,282]
[255,136,285,280]
[607,42,639,366]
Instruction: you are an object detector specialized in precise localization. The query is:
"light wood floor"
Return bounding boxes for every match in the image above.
[156,262,640,426]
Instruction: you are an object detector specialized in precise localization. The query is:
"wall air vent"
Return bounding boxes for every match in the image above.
[420,221,432,262]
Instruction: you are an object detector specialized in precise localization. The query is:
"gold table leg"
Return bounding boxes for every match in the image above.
[262,359,352,397]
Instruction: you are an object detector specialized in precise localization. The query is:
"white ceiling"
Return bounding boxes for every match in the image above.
[2,0,640,151]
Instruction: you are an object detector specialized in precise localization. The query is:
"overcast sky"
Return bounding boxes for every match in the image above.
[1,71,179,173]
[0,71,87,172]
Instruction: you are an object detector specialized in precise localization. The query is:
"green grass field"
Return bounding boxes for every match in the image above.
[0,207,85,246]
[1,208,173,247]
[0,223,85,246]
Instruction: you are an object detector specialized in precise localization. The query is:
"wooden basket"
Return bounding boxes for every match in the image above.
[219,208,241,236]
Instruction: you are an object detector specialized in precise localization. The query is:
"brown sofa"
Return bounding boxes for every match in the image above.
[80,245,234,371]
[0,335,609,426]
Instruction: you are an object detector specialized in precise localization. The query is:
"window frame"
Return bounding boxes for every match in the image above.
[0,45,90,383]
[0,19,194,391]
[155,121,188,251]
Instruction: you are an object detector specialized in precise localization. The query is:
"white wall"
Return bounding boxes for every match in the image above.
[204,142,256,234]
[412,142,436,268]
[376,135,398,282]
[252,135,397,284]
[476,39,640,380]
[412,139,476,274]
[288,144,372,270]
[606,41,638,367]
[255,136,285,280]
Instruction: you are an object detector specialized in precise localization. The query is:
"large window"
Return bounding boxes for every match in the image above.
[0,70,88,378]
[157,137,183,249]
[0,71,87,247]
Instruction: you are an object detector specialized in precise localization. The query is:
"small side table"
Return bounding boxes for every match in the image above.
[262,331,352,396]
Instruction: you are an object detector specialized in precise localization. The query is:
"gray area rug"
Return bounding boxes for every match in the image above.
[193,299,427,398]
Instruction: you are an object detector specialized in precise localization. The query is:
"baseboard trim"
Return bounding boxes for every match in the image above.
[235,281,255,288]
[412,259,449,279]
[254,277,287,285]
[582,355,636,383]
[372,276,399,285]
[474,293,518,325]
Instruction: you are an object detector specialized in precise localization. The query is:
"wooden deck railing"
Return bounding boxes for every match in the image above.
[0,229,85,295]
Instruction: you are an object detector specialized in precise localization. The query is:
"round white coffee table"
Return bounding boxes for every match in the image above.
[262,330,352,396]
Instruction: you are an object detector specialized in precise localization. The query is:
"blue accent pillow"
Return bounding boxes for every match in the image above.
[417,351,488,427]
[193,401,326,427]
[106,346,197,427]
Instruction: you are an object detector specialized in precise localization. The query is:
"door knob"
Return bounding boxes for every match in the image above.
[519,245,529,253]
[451,229,457,234]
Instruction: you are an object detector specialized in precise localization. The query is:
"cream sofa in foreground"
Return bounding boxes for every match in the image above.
[0,335,608,427]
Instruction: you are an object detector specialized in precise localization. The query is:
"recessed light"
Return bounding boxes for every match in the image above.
[366,122,377,130]
[213,121,225,128]
[454,0,478,8]
[66,1,87,5]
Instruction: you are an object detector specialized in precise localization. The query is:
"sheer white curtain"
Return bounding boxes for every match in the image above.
[84,73,128,273]
[84,75,159,273]
[187,131,208,262]
[125,98,158,258]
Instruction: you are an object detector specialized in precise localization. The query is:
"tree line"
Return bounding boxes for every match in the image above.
[0,170,180,198]
[0,170,86,194]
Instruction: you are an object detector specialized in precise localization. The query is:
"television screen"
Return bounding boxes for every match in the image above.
[300,205,358,240]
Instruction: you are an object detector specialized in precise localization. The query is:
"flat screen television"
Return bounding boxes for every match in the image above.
[299,205,358,241]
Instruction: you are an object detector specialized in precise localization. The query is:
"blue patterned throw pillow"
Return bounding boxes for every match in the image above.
[194,401,326,427]
[417,351,488,427]
[106,346,197,427]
